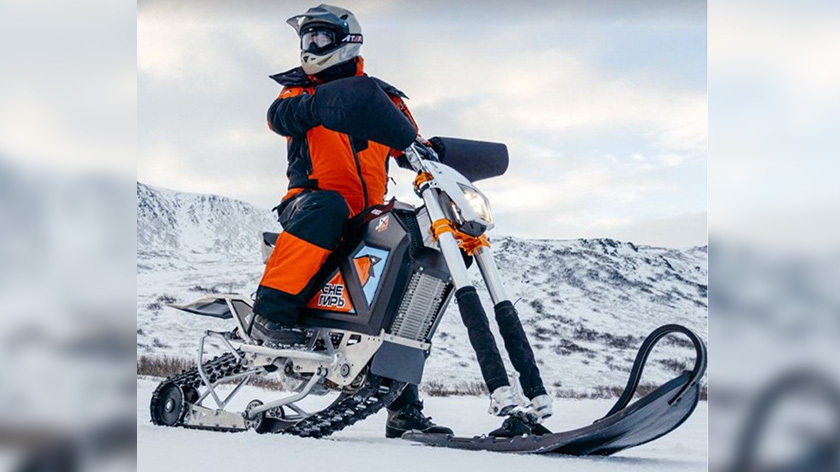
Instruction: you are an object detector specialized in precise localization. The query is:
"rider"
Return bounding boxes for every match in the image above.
[252,3,452,438]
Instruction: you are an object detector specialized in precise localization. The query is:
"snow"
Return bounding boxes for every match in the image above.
[137,378,707,471]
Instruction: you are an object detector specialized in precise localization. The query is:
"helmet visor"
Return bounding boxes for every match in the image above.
[300,28,337,53]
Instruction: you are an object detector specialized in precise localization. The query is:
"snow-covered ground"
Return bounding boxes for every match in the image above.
[137,378,707,472]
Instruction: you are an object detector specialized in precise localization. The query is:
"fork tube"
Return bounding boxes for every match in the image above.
[420,190,471,288]
[474,247,509,304]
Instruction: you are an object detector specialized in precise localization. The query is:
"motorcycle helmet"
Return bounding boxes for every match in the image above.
[286,4,363,75]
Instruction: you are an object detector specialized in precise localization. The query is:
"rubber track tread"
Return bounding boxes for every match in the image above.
[149,351,406,438]
[279,377,406,438]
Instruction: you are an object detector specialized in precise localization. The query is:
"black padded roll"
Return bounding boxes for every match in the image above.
[429,136,509,182]
[494,301,547,399]
[313,76,417,150]
[455,286,509,393]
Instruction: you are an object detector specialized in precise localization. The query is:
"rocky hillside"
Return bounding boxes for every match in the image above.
[137,182,279,261]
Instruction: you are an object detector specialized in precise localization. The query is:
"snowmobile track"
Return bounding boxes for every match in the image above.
[149,351,407,438]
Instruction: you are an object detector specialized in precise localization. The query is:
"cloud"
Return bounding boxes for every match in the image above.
[391,46,707,162]
[138,9,289,91]
[589,211,708,248]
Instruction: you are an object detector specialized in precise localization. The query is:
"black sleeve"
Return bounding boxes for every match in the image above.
[267,94,320,137]
[312,76,417,150]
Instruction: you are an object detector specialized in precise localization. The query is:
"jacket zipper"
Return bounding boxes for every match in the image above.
[348,137,369,209]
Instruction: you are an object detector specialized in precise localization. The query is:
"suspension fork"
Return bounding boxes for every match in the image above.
[406,142,545,400]
[417,184,510,395]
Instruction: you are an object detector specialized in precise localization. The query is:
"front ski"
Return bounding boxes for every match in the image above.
[404,325,707,456]
[404,373,700,455]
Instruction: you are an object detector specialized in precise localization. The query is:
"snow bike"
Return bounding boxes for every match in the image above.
[149,76,706,454]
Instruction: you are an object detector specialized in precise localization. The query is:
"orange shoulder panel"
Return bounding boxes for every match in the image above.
[279,86,306,99]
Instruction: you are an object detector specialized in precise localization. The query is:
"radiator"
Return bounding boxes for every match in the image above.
[388,271,449,342]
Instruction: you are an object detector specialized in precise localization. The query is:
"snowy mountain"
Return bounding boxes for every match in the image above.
[427,237,707,397]
[137,182,707,398]
[137,182,280,261]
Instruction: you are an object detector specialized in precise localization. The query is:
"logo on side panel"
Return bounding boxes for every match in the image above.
[307,247,389,313]
[354,254,382,287]
[355,246,389,305]
[375,215,390,233]
[308,270,354,313]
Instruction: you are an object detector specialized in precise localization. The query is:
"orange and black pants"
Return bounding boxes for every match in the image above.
[253,189,350,325]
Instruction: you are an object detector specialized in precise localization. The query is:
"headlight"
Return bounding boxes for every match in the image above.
[461,187,493,225]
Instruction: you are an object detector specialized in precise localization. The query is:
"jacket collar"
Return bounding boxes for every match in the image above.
[270,56,365,87]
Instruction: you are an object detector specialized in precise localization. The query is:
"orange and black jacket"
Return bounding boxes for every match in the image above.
[267,58,417,217]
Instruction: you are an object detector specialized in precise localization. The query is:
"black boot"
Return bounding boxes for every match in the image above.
[251,314,307,347]
[386,402,454,438]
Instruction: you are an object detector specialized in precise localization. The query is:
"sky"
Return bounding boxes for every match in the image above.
[138,0,707,248]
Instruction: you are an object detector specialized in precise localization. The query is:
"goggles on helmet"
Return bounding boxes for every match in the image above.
[300,27,338,53]
[299,24,362,55]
